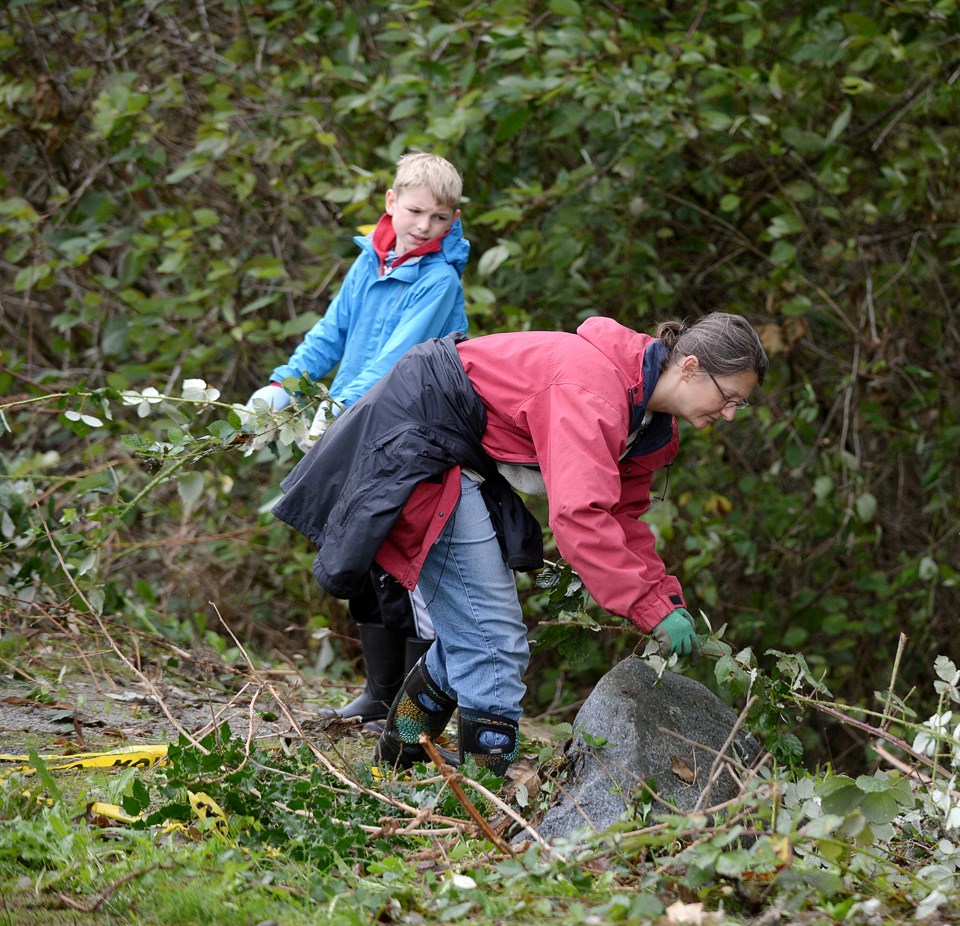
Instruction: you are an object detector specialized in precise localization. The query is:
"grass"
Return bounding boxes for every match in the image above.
[4,615,960,924]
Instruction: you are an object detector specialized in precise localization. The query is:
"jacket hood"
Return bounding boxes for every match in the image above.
[358,214,470,277]
[576,316,671,436]
[576,317,666,394]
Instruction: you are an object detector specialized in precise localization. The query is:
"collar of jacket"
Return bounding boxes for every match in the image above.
[629,340,668,431]
[623,340,674,458]
[369,213,446,275]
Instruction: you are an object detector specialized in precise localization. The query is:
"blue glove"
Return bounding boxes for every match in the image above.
[246,384,291,412]
[652,608,700,661]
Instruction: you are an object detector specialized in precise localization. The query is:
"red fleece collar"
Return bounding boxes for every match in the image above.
[370,213,447,274]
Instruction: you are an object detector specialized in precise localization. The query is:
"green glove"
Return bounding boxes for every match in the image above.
[652,608,700,661]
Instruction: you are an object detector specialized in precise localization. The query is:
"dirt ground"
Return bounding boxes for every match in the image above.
[0,617,559,775]
[0,625,366,759]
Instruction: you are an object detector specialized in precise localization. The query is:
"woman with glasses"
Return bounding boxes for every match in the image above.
[272,312,768,776]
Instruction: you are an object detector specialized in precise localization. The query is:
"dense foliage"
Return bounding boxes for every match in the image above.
[2,0,958,762]
[3,2,960,922]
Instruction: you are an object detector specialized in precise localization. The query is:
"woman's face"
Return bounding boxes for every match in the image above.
[675,357,759,429]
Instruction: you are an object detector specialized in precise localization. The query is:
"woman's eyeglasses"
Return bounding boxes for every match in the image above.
[704,371,750,410]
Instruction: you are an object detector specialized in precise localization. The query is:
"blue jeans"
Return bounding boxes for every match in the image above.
[417,473,529,723]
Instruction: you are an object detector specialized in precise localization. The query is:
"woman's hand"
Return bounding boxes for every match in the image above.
[652,608,700,661]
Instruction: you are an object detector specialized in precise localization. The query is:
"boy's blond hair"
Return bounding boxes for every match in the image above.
[392,152,462,208]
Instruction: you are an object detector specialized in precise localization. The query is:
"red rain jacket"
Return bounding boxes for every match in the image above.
[377,316,685,632]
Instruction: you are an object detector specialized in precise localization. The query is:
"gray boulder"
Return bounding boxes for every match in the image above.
[534,657,761,842]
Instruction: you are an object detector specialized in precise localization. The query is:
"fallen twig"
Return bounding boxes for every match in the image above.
[460,771,556,854]
[35,505,208,752]
[694,695,757,812]
[796,696,941,777]
[59,863,173,912]
[419,735,515,855]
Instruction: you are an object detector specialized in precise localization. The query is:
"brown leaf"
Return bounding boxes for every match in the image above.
[503,757,540,804]
[671,755,695,784]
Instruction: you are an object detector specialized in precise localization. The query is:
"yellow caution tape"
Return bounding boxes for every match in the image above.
[370,764,413,783]
[87,801,142,825]
[85,791,233,844]
[188,790,231,841]
[2,745,234,844]
[0,744,169,774]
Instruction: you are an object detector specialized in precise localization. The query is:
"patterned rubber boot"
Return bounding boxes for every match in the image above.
[373,661,458,771]
[458,709,520,777]
[358,637,435,736]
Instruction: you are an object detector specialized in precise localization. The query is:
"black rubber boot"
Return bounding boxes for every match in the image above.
[358,637,433,737]
[405,637,432,672]
[319,624,406,722]
[373,661,457,771]
[458,709,520,777]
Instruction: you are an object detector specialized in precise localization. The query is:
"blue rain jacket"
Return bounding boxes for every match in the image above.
[271,217,470,407]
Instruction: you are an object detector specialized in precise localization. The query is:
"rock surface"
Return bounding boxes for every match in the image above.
[535,657,761,842]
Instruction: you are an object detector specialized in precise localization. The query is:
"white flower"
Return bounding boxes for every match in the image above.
[915,889,946,920]
[450,874,476,890]
[64,410,104,428]
[121,387,164,418]
[182,378,220,403]
[929,776,960,830]
[913,711,953,757]
[947,805,960,831]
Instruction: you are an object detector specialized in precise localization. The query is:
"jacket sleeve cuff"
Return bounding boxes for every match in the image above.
[628,591,687,633]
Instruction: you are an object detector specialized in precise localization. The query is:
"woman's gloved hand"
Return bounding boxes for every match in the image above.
[652,608,700,661]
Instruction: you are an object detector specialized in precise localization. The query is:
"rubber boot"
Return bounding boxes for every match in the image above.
[373,661,457,771]
[319,624,405,722]
[358,637,433,737]
[405,637,432,672]
[458,709,520,777]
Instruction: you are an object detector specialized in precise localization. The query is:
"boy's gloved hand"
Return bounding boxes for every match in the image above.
[297,399,335,452]
[246,383,291,412]
[652,608,700,661]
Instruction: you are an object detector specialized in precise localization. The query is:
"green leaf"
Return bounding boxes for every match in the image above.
[208,420,239,444]
[244,256,288,280]
[14,263,53,291]
[715,849,753,877]
[826,103,852,144]
[841,76,874,95]
[855,492,877,523]
[813,475,834,500]
[767,213,805,239]
[27,748,63,804]
[473,206,523,230]
[781,127,826,153]
[857,791,899,825]
[770,240,797,266]
[819,784,862,817]
[477,243,513,277]
[177,471,205,505]
[781,294,812,316]
[192,208,220,227]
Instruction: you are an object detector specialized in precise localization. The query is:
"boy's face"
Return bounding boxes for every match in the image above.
[385,187,459,256]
